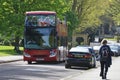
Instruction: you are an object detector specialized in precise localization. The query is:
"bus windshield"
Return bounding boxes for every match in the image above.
[25,15,56,27]
[24,28,56,49]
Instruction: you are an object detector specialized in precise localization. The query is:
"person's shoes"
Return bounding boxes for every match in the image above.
[104,74,107,79]
[102,76,106,79]
[102,75,105,79]
[102,75,107,79]
[104,72,107,79]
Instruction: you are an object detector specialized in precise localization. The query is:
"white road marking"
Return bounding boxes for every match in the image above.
[25,68,49,72]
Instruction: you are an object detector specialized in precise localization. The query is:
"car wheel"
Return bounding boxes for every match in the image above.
[65,64,71,69]
[93,61,96,68]
[93,57,96,68]
[88,65,91,69]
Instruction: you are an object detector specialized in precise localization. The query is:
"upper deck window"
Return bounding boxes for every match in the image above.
[25,14,56,27]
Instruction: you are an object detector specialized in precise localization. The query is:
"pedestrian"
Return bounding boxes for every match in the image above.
[99,39,112,79]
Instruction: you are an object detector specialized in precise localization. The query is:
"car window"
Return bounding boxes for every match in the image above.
[69,47,93,53]
[70,48,89,53]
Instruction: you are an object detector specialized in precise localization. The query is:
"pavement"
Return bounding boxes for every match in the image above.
[0,55,23,63]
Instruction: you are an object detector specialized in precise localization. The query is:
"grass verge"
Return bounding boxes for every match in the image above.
[0,46,23,57]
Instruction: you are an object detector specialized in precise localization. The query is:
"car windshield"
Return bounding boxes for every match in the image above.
[24,28,56,49]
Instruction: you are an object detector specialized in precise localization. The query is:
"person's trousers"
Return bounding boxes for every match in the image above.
[100,61,108,76]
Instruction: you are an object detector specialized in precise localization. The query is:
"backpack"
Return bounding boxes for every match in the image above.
[100,46,109,61]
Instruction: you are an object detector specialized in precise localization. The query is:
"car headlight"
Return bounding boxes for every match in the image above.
[23,52,31,57]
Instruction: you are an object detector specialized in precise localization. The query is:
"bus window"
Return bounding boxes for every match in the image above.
[25,15,56,27]
[25,28,56,49]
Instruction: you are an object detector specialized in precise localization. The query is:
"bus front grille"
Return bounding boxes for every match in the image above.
[32,55,47,58]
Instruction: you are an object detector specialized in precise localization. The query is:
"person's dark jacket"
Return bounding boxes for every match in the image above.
[99,45,112,67]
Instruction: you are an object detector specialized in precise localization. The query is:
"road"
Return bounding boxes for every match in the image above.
[0,57,119,80]
[0,61,91,80]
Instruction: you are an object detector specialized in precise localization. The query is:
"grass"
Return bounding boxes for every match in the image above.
[104,36,118,41]
[105,38,116,41]
[0,46,23,57]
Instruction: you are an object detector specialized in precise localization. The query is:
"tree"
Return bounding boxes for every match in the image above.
[107,0,120,25]
[71,0,110,32]
[0,0,117,49]
[0,0,25,53]
[65,11,79,37]
[69,0,113,44]
[0,0,71,53]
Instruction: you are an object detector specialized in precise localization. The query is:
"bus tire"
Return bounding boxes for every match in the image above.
[28,61,32,64]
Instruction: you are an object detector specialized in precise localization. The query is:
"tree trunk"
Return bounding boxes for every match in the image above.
[72,0,77,12]
[14,36,20,54]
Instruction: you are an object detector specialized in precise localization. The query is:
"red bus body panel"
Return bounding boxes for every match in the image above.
[24,49,57,62]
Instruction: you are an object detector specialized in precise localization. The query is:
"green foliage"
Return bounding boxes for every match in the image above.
[107,0,120,25]
[65,11,79,36]
[71,0,110,32]
[0,0,119,47]
[0,0,71,45]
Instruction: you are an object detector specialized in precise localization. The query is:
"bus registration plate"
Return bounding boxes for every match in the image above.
[36,58,44,61]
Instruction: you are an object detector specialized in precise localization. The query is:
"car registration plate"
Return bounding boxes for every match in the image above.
[75,55,83,58]
[36,58,44,61]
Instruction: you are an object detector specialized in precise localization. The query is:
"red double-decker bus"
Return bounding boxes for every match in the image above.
[23,11,68,64]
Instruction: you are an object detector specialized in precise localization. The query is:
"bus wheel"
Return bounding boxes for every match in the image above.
[28,61,32,64]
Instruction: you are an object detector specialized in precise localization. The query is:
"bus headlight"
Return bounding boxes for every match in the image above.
[49,50,56,57]
[23,52,31,57]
